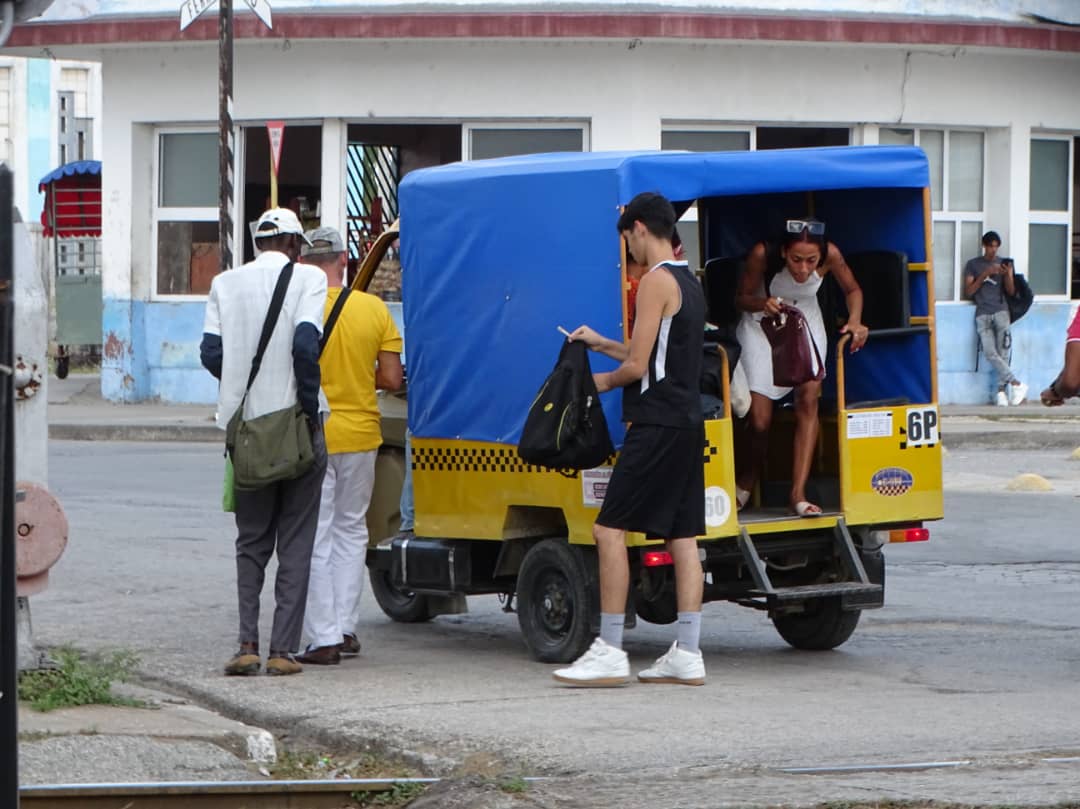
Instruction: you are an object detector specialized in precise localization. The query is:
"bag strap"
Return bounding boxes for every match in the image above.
[319,288,351,355]
[244,261,294,394]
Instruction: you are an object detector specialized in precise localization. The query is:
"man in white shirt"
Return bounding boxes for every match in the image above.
[200,207,328,677]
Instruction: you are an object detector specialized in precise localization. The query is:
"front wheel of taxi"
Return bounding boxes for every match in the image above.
[771,597,860,650]
[517,539,593,664]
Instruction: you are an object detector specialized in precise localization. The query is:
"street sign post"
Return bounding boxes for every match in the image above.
[218,0,234,275]
[178,0,272,272]
[180,0,271,32]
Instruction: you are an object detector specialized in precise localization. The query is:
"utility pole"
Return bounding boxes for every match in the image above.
[218,0,234,274]
[181,0,272,273]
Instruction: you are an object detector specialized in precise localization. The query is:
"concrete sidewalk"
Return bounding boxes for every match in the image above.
[18,683,275,785]
[47,373,1080,450]
[48,373,220,441]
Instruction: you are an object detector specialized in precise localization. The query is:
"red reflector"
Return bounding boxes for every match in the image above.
[642,551,673,567]
[904,528,929,542]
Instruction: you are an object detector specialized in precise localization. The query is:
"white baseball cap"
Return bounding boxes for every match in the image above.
[254,207,313,245]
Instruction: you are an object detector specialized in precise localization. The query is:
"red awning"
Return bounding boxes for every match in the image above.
[38,161,102,238]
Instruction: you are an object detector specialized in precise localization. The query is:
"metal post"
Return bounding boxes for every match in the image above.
[0,165,20,807]
[218,0,234,274]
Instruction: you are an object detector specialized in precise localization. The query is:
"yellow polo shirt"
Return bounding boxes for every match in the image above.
[320,288,403,454]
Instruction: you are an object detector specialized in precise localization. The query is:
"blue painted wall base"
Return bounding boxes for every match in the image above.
[936,302,1075,405]
[102,298,217,404]
[100,298,1076,406]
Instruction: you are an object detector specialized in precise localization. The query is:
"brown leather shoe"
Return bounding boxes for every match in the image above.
[296,644,341,666]
[266,653,303,676]
[224,642,260,676]
[340,634,361,656]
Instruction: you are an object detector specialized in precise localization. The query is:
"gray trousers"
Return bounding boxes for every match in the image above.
[233,428,327,654]
[976,310,1016,389]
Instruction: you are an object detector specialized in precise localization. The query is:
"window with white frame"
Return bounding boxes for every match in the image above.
[466,123,586,161]
[1028,136,1073,297]
[881,127,985,303]
[661,128,751,153]
[59,67,89,117]
[660,127,752,272]
[58,67,93,164]
[155,130,220,296]
[0,67,11,165]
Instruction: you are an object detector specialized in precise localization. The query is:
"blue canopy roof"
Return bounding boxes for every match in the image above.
[399,146,929,445]
[38,160,102,189]
[407,145,928,200]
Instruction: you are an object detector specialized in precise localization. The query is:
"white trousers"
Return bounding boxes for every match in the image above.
[303,450,377,649]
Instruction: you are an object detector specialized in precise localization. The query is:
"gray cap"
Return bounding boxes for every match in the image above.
[301,226,346,257]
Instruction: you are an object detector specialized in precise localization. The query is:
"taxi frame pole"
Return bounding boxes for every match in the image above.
[0,165,20,807]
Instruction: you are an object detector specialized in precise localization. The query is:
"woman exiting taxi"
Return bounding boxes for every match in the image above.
[734,219,867,517]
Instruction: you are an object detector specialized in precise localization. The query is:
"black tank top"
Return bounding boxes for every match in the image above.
[621,261,705,428]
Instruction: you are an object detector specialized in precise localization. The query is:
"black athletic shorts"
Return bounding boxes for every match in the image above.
[596,422,706,540]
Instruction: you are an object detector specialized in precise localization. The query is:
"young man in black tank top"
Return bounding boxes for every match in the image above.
[555,192,708,687]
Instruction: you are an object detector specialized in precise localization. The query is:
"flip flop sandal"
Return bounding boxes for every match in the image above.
[736,487,750,511]
[792,500,822,518]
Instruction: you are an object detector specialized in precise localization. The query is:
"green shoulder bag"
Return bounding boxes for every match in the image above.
[225,262,316,491]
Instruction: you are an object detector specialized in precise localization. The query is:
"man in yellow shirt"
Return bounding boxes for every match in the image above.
[297,227,403,665]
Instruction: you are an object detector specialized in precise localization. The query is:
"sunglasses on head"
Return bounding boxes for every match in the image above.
[785,219,826,235]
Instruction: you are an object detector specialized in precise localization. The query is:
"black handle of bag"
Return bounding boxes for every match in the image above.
[244,261,294,393]
[319,288,351,355]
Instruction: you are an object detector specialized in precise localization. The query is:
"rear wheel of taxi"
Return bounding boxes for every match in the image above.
[771,597,860,650]
[369,568,434,623]
[634,566,678,625]
[517,539,592,664]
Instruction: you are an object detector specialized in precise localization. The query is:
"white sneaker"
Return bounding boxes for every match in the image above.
[1008,381,1028,406]
[995,390,1009,407]
[637,641,706,686]
[552,638,629,687]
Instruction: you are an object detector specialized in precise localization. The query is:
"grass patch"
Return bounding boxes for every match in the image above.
[18,646,142,712]
[270,748,421,781]
[269,748,428,805]
[351,781,427,806]
[499,775,529,794]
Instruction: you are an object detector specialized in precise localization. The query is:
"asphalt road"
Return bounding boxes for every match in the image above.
[27,440,1080,806]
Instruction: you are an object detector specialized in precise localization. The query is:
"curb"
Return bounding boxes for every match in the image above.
[49,424,222,442]
[48,424,1080,451]
[942,430,1080,451]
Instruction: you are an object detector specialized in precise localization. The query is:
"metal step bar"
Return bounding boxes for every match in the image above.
[736,518,881,604]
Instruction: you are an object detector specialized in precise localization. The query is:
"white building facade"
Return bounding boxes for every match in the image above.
[9,0,1080,404]
[0,54,101,225]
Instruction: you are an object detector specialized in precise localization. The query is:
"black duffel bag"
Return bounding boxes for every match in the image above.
[518,339,614,470]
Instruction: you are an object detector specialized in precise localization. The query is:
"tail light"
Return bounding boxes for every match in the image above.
[873,527,930,543]
[642,550,674,567]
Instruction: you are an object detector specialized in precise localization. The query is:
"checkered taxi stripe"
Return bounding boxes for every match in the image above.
[412,440,710,474]
[704,438,719,464]
[412,445,560,474]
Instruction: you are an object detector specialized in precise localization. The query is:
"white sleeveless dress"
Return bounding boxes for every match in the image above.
[736,268,827,400]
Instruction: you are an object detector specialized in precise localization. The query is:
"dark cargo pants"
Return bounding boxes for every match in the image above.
[233,429,327,655]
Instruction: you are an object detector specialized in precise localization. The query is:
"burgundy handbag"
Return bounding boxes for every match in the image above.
[760,303,824,388]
